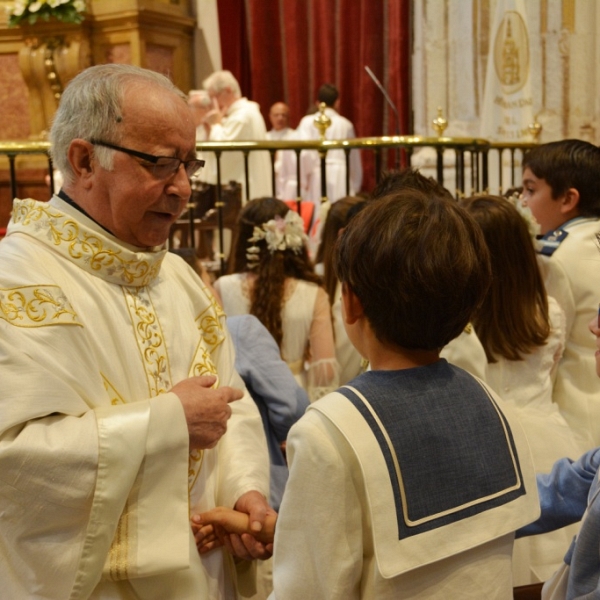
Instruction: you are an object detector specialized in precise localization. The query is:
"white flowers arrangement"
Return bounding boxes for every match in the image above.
[506,189,541,238]
[8,0,86,27]
[246,211,307,267]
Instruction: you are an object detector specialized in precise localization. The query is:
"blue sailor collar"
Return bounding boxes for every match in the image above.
[537,216,596,256]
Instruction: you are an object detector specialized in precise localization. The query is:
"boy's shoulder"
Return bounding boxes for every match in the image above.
[539,216,600,258]
[305,362,540,578]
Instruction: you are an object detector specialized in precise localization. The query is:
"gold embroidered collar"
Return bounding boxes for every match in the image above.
[8,198,167,287]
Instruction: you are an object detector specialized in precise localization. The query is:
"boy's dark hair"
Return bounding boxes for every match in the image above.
[522,139,600,216]
[335,191,491,351]
[370,168,454,202]
[317,83,339,107]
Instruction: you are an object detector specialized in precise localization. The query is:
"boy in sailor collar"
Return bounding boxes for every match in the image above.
[522,139,600,446]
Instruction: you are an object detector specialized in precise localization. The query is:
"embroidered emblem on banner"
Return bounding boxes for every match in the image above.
[11,199,163,286]
[0,284,81,327]
[339,365,526,539]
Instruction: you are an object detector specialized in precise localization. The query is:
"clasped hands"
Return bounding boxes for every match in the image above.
[192,491,277,561]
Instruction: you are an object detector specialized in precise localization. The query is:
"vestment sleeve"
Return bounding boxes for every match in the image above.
[516,447,600,537]
[0,322,191,597]
[213,318,271,507]
[306,286,339,401]
[270,410,363,599]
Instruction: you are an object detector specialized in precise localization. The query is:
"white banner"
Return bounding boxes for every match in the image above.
[480,0,534,141]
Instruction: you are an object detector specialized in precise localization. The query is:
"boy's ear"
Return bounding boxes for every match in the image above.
[560,187,580,214]
[341,282,364,325]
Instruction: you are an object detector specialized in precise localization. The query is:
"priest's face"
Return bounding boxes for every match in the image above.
[91,83,197,248]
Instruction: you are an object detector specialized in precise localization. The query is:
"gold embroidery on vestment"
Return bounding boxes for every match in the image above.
[0,284,81,327]
[12,200,162,286]
[123,286,172,397]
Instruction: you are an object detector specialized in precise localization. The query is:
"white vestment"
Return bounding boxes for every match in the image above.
[266,128,296,199]
[0,196,269,599]
[207,97,273,201]
[289,107,363,207]
[540,218,600,444]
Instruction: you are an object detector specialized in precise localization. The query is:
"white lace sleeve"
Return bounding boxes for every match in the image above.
[306,287,340,401]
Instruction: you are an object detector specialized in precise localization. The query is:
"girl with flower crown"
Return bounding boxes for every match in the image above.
[214,197,338,401]
[460,194,590,588]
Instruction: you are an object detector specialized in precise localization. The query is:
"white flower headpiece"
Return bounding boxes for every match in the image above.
[506,190,541,239]
[246,210,307,267]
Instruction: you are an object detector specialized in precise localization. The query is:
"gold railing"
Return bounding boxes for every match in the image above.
[0,136,537,202]
[0,136,537,272]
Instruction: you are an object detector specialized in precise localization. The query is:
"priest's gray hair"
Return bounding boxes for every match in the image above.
[202,70,241,98]
[49,64,186,185]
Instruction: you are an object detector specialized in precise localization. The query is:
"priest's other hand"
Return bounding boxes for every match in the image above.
[171,375,243,449]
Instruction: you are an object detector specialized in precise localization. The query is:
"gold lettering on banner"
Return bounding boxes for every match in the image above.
[11,200,163,287]
[0,285,81,327]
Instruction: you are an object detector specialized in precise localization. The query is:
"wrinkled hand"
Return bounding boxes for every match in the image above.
[224,491,275,560]
[171,375,243,450]
[192,491,275,560]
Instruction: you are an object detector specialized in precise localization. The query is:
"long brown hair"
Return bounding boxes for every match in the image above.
[460,195,551,362]
[229,197,321,348]
[315,196,366,305]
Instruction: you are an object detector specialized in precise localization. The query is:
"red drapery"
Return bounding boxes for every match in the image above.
[217,0,411,192]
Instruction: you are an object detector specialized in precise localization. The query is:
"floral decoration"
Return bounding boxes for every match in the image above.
[505,189,541,238]
[7,0,86,27]
[246,210,307,267]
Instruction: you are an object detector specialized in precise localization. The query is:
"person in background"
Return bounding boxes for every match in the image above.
[0,63,272,599]
[202,70,272,200]
[214,197,338,402]
[266,102,294,141]
[291,83,363,210]
[266,102,295,199]
[521,139,600,445]
[314,196,367,384]
[461,194,590,587]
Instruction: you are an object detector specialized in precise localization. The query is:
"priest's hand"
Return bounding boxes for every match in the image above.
[171,375,243,450]
[220,491,275,560]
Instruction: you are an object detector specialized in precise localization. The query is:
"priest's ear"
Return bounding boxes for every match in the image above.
[341,282,364,325]
[66,139,96,186]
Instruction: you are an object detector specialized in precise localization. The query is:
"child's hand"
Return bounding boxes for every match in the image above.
[191,519,223,554]
[191,506,277,557]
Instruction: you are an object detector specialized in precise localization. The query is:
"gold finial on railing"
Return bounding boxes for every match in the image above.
[432,107,448,137]
[528,120,542,142]
[314,102,332,141]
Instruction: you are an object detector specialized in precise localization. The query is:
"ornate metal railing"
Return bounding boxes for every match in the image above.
[0,136,536,271]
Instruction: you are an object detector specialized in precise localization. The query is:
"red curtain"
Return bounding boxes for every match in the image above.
[216,0,411,191]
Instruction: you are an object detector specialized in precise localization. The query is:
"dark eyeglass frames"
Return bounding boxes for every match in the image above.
[90,139,205,180]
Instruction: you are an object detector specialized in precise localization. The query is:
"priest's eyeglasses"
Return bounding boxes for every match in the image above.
[90,140,205,180]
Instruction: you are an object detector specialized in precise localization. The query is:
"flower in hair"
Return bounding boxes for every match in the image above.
[246,211,307,267]
[506,190,541,238]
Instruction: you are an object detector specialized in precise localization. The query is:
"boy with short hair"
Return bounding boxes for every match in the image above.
[522,139,600,445]
[267,191,539,598]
